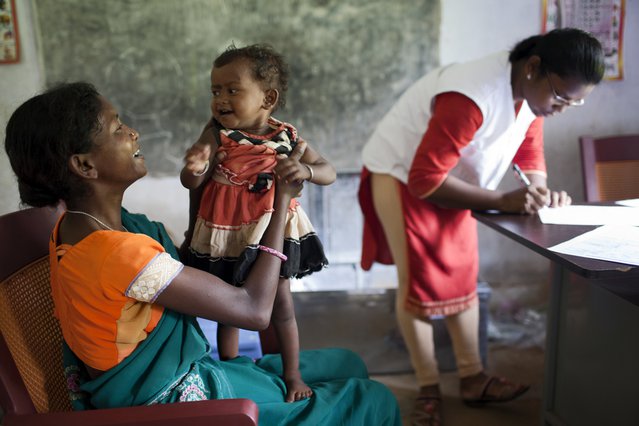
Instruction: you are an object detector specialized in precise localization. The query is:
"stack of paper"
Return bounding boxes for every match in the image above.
[548,225,639,266]
[616,198,639,207]
[538,205,639,226]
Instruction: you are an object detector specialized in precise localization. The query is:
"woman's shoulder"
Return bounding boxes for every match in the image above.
[437,51,512,116]
[91,229,159,246]
[105,231,165,255]
[64,231,164,265]
[52,231,168,303]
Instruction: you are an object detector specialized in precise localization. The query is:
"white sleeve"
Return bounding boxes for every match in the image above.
[125,252,183,302]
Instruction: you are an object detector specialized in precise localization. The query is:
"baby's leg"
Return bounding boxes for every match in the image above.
[217,324,240,360]
[272,278,312,402]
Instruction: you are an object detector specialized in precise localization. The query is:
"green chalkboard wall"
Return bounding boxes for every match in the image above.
[35,0,439,175]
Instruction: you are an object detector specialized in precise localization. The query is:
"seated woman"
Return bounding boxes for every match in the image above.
[4,82,400,425]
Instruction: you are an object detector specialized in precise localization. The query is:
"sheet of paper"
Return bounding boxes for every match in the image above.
[538,205,639,226]
[548,225,639,266]
[616,198,639,207]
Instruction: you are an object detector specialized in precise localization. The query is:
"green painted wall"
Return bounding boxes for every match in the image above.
[35,0,440,174]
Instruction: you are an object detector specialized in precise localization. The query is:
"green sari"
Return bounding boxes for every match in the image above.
[62,209,400,425]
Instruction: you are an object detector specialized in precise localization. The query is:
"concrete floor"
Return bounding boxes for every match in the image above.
[0,289,544,426]
[294,290,546,426]
[371,344,544,426]
[0,346,542,426]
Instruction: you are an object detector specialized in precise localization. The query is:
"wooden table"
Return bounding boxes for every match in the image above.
[473,211,639,426]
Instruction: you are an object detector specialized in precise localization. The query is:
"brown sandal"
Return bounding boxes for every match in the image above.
[462,376,530,407]
[411,394,442,426]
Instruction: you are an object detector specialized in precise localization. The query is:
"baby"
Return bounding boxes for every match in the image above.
[180,44,336,402]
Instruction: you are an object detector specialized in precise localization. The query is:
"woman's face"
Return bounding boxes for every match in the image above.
[90,97,146,184]
[525,71,595,117]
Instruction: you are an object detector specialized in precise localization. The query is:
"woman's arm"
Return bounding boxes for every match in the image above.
[511,118,571,208]
[426,174,548,214]
[408,93,550,214]
[158,144,306,330]
[429,169,571,213]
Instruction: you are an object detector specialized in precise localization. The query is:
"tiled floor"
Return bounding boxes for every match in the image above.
[371,344,545,426]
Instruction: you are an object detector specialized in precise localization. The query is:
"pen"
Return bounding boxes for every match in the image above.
[512,163,531,186]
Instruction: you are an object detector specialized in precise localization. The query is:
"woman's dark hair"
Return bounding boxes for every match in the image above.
[509,28,605,84]
[214,43,289,111]
[4,82,102,207]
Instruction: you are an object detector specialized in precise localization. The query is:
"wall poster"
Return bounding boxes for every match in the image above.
[542,0,625,80]
[0,0,19,64]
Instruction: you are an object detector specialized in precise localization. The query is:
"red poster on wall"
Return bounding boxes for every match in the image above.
[542,0,625,80]
[0,0,20,64]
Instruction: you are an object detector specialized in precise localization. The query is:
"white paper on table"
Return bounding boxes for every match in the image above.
[537,205,639,226]
[616,198,639,207]
[548,225,639,266]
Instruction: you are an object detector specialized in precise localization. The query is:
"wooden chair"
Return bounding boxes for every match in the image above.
[579,134,639,202]
[0,206,259,426]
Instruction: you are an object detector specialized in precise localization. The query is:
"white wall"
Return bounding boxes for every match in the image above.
[0,0,42,215]
[1,0,638,297]
[122,176,189,242]
[440,0,541,65]
[441,0,639,297]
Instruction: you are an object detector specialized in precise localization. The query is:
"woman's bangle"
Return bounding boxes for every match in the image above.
[304,164,314,181]
[257,244,287,262]
[192,160,210,177]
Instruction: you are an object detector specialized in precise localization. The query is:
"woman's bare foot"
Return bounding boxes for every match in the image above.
[284,374,313,402]
[460,371,529,406]
[411,384,441,426]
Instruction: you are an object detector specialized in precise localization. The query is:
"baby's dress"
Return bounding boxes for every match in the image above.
[187,117,328,285]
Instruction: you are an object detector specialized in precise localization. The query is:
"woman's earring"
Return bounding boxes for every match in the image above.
[527,74,531,80]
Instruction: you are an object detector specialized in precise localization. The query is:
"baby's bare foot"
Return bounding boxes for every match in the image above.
[284,375,313,402]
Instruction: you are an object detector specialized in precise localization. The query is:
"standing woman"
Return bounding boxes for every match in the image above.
[358,28,604,425]
[4,82,401,425]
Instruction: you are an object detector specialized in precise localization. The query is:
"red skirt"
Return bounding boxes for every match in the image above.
[187,177,327,284]
[358,168,478,317]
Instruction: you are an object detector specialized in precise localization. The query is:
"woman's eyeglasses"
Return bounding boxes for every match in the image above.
[544,70,585,107]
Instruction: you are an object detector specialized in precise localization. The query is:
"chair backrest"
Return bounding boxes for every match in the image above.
[0,206,69,415]
[0,205,276,423]
[579,134,639,202]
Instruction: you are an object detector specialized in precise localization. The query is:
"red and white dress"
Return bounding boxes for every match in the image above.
[359,51,546,317]
[187,117,328,285]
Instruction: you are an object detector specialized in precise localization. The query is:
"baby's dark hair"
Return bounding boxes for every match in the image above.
[509,28,605,85]
[4,82,102,207]
[214,43,289,110]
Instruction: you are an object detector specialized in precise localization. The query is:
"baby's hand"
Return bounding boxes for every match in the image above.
[275,141,310,183]
[183,143,211,175]
[275,159,310,183]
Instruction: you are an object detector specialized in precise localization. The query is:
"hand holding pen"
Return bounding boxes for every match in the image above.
[511,163,552,214]
[512,163,531,186]
[511,163,571,211]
